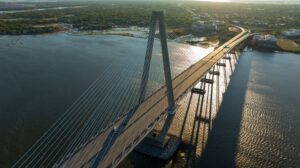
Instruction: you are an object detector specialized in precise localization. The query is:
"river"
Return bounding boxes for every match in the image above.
[0,33,212,167]
[0,34,299,167]
[0,6,86,14]
[121,49,300,168]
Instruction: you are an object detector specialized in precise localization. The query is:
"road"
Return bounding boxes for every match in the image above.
[58,27,251,168]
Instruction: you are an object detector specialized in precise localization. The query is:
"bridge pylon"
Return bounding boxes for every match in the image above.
[91,11,180,168]
[134,11,181,160]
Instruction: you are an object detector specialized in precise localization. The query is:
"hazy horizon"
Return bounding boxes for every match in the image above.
[1,0,300,4]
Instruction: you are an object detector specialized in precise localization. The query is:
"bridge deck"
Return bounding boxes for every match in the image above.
[58,28,250,168]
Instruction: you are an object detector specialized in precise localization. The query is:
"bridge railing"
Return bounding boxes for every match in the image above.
[58,28,250,168]
[12,9,250,167]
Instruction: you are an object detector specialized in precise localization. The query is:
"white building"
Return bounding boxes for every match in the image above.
[252,34,278,50]
[192,20,218,34]
[282,29,300,38]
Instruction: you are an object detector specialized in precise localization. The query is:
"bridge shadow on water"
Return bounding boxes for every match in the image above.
[120,52,254,168]
[161,52,254,168]
[187,53,253,168]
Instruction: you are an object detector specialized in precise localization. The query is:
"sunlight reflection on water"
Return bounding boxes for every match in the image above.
[124,49,300,168]
[0,33,213,167]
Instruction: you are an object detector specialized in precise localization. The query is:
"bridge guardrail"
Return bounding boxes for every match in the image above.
[58,28,250,168]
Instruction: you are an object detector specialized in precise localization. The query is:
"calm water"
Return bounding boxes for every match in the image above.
[122,49,300,168]
[0,6,86,14]
[0,33,211,167]
[0,34,299,168]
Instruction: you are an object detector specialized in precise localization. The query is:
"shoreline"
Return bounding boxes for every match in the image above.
[1,26,219,49]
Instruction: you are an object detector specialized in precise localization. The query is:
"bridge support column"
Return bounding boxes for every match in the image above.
[135,11,181,160]
[91,12,181,167]
[156,10,176,144]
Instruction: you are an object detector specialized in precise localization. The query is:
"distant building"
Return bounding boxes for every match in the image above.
[192,20,218,35]
[232,20,240,25]
[252,34,278,50]
[255,20,269,28]
[192,16,200,21]
[213,20,226,29]
[282,29,300,39]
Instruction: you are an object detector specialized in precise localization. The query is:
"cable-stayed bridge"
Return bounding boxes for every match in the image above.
[13,11,251,168]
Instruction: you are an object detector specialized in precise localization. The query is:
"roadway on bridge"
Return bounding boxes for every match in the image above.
[59,27,251,168]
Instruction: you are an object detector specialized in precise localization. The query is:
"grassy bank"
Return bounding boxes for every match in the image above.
[277,39,300,53]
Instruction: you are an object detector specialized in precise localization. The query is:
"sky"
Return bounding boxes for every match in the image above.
[0,0,299,4]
